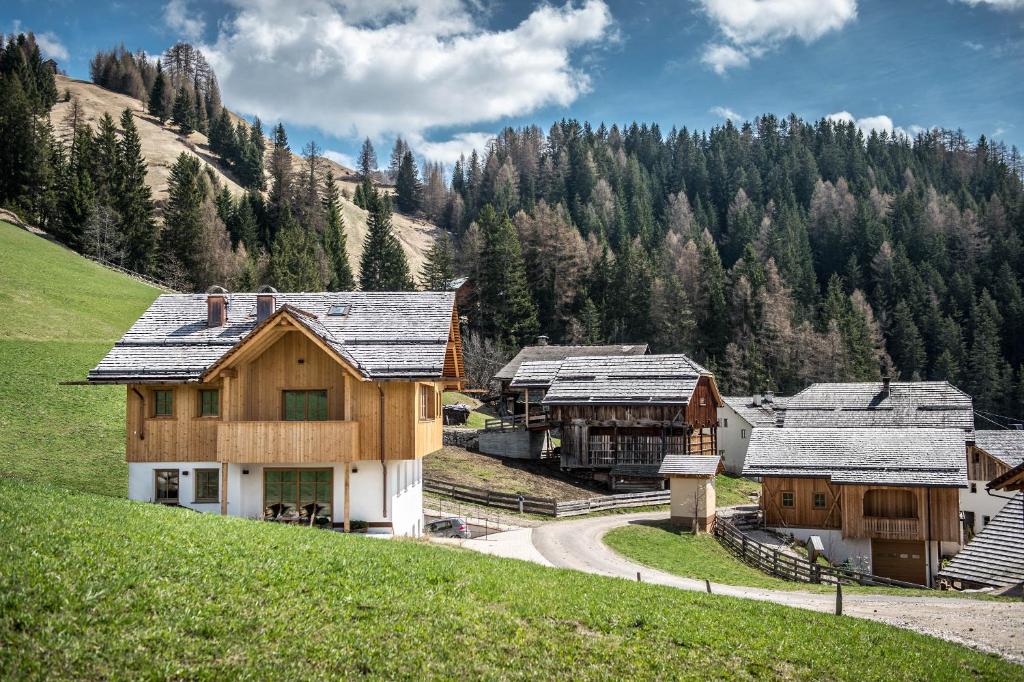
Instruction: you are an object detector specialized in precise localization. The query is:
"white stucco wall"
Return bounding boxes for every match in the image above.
[717,404,753,474]
[771,527,872,568]
[960,481,1012,537]
[127,459,423,537]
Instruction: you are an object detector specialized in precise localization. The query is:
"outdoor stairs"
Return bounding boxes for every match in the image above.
[722,505,762,531]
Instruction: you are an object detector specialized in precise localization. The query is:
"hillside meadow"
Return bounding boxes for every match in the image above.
[0,221,1020,678]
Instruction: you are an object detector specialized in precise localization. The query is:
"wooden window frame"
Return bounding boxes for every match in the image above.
[419,384,437,421]
[812,492,826,509]
[781,491,795,508]
[198,389,220,418]
[193,468,220,503]
[152,389,174,418]
[262,467,333,520]
[154,468,179,504]
[281,389,329,421]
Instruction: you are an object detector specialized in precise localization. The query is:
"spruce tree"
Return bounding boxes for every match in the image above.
[395,149,421,214]
[115,109,156,273]
[359,187,413,291]
[269,208,323,291]
[159,153,206,285]
[969,290,1010,412]
[477,205,539,346]
[419,230,456,291]
[322,169,355,290]
[890,300,926,380]
[358,137,377,178]
[92,113,119,206]
[171,86,195,134]
[148,62,170,123]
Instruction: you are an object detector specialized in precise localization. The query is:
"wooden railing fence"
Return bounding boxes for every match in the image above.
[714,517,932,590]
[423,478,670,517]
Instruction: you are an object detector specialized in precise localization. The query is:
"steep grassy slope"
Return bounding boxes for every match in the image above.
[0,221,158,495]
[50,75,437,277]
[1,480,1017,680]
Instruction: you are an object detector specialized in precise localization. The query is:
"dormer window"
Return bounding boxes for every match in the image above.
[328,304,349,317]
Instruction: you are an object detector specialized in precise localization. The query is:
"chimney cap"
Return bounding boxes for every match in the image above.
[257,285,278,294]
[536,335,549,346]
[206,285,228,295]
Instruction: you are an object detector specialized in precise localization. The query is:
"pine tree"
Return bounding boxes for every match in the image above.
[322,169,355,290]
[171,86,195,134]
[267,122,292,232]
[92,112,119,206]
[115,109,156,273]
[159,153,206,285]
[890,300,926,380]
[969,289,1010,412]
[243,117,266,191]
[420,231,456,291]
[359,187,414,291]
[394,149,421,214]
[148,62,170,123]
[477,204,539,346]
[269,208,323,291]
[57,118,96,249]
[358,137,377,178]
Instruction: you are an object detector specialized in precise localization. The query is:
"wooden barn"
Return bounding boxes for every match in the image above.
[542,354,723,491]
[743,427,967,586]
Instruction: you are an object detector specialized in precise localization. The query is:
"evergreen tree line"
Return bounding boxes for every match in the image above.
[427,116,1023,417]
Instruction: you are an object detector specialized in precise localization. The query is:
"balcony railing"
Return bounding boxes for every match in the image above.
[216,420,360,464]
[863,516,920,540]
[562,435,687,468]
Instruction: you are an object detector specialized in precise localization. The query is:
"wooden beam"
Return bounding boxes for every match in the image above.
[343,463,351,532]
[220,462,228,515]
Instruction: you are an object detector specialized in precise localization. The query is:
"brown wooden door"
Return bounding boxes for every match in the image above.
[871,539,926,585]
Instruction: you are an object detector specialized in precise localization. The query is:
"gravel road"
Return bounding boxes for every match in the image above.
[531,511,1024,663]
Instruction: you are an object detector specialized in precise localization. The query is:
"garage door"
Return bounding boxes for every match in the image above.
[871,539,926,585]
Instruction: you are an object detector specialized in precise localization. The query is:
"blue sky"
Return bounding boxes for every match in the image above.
[5,0,1023,167]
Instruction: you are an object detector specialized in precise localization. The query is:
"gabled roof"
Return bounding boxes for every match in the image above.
[494,343,648,381]
[780,381,974,431]
[973,430,1024,470]
[509,360,565,389]
[542,353,712,406]
[742,427,968,487]
[989,461,1024,492]
[88,291,457,383]
[659,455,723,477]
[722,396,786,427]
[939,493,1024,588]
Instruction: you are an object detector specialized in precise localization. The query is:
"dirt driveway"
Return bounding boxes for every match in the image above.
[531,511,1024,663]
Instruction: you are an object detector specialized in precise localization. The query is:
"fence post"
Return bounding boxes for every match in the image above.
[705,579,711,594]
[835,583,843,616]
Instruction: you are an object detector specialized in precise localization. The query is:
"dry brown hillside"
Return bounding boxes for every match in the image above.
[50,75,437,278]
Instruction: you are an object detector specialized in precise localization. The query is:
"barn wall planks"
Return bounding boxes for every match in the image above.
[762,477,842,529]
[126,384,220,462]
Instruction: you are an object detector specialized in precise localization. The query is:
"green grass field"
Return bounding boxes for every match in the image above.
[714,473,761,507]
[0,222,158,496]
[1,479,1018,680]
[0,220,1018,678]
[442,390,491,429]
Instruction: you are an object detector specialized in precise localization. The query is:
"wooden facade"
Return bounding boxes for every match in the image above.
[967,445,1012,482]
[761,476,960,543]
[125,325,448,465]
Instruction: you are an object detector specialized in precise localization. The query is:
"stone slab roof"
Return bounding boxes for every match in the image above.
[722,396,783,427]
[509,360,565,389]
[939,493,1024,588]
[542,354,709,406]
[780,381,974,431]
[659,455,723,477]
[742,427,968,487]
[973,431,1024,470]
[88,292,455,383]
[494,343,648,381]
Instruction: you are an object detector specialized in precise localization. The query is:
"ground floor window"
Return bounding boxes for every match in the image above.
[264,468,332,523]
[781,491,795,508]
[194,468,220,503]
[155,469,179,504]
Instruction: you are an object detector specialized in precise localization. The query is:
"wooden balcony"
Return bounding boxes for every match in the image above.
[862,516,920,540]
[562,435,688,468]
[216,420,360,464]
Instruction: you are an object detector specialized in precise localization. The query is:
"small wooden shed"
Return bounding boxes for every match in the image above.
[659,455,723,532]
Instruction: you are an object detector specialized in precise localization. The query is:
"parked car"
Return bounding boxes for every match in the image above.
[425,517,471,538]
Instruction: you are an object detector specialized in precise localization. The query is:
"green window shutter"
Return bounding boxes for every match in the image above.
[284,391,305,420]
[309,390,328,420]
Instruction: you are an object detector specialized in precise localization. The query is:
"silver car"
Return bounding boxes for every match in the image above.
[425,517,472,538]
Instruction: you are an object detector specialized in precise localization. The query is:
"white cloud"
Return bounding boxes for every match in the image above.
[699,0,857,74]
[710,105,743,122]
[413,131,495,164]
[963,40,984,51]
[164,0,206,41]
[701,44,749,75]
[204,0,613,147]
[34,31,69,61]
[827,111,925,139]
[958,0,1024,9]
[324,149,356,170]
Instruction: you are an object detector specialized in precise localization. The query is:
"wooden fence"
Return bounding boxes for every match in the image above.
[423,478,670,517]
[714,517,932,590]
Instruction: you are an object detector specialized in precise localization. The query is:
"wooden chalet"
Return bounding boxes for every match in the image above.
[743,427,967,586]
[963,431,1024,538]
[542,354,722,491]
[87,287,463,537]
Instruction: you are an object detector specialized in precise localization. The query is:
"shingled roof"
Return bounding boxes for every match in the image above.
[542,353,711,405]
[722,396,785,427]
[974,431,1024,470]
[494,343,648,382]
[88,291,456,383]
[509,360,565,389]
[743,427,968,487]
[939,493,1024,589]
[659,455,723,477]
[780,381,974,431]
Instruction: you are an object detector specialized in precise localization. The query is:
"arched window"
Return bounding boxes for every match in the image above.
[863,489,917,518]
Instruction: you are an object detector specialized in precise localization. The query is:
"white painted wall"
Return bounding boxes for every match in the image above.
[717,404,754,474]
[960,481,1012,537]
[127,459,423,537]
[771,526,872,568]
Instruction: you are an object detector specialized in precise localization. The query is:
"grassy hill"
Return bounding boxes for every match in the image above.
[0,223,1019,678]
[51,75,437,278]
